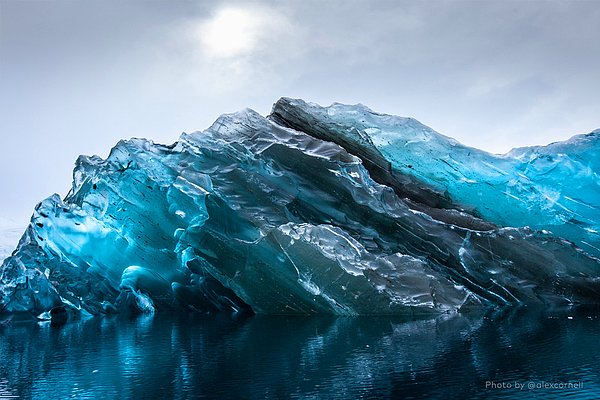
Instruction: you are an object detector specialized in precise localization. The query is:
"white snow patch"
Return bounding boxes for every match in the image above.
[0,217,26,263]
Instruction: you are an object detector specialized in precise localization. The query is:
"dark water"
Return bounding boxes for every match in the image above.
[1,308,599,399]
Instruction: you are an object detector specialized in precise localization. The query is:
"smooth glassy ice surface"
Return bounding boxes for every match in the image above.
[272,98,600,257]
[1,98,600,318]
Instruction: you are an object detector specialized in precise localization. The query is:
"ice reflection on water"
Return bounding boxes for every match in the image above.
[1,308,599,399]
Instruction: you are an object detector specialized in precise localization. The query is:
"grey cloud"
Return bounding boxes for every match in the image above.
[0,0,599,224]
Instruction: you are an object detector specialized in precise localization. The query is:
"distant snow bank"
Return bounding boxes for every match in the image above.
[0,217,26,263]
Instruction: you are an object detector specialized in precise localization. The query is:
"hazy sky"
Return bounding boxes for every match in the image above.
[1,0,599,225]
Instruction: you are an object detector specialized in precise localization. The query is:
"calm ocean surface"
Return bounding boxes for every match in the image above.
[1,308,599,399]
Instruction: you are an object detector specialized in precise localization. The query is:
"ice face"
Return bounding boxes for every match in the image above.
[271,98,600,257]
[1,100,599,317]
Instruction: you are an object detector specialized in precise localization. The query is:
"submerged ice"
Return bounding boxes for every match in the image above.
[1,98,599,317]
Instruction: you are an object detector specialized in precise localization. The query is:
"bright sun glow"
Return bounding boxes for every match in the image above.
[199,7,265,58]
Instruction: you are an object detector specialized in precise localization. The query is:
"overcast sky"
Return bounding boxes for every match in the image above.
[1,0,599,225]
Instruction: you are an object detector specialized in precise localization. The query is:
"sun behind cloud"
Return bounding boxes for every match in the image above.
[198,6,273,59]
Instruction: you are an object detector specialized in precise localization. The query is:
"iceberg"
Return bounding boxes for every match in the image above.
[1,98,599,318]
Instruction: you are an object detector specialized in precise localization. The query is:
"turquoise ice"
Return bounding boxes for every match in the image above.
[272,98,600,257]
[1,99,599,318]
